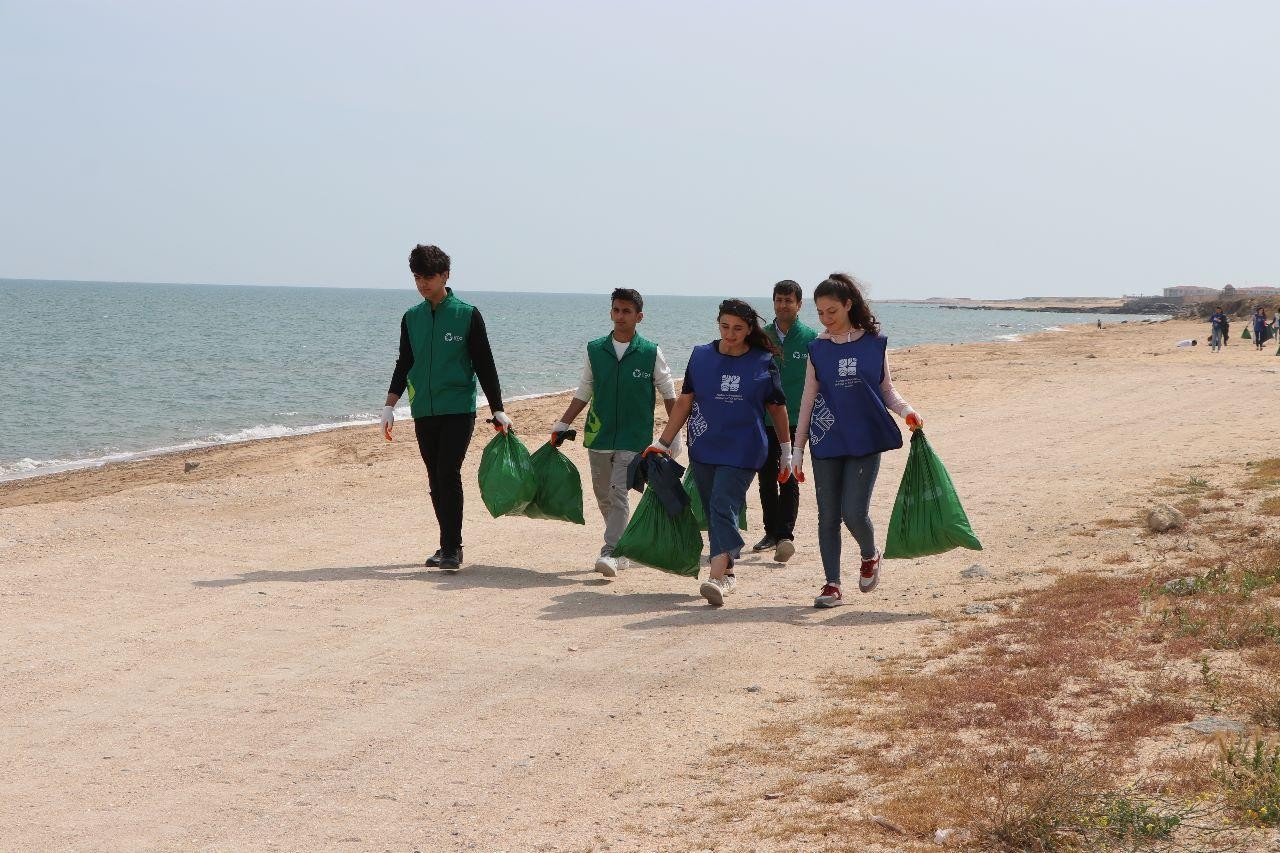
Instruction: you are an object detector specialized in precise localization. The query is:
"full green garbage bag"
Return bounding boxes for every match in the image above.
[521,442,585,524]
[1242,327,1251,340]
[884,430,982,559]
[682,469,747,532]
[612,488,704,576]
[477,430,537,518]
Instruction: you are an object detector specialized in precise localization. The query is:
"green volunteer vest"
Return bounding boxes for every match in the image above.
[765,319,817,427]
[403,288,478,418]
[582,334,658,453]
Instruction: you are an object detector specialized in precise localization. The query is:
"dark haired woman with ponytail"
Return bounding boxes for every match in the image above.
[648,299,791,606]
[789,273,923,608]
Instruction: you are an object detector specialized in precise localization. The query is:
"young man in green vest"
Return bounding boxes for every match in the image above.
[381,244,510,573]
[754,279,817,563]
[550,288,678,577]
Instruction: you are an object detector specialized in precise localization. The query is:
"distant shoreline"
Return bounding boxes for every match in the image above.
[887,297,1174,315]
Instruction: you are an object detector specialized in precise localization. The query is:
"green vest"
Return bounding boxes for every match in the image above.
[765,319,817,427]
[403,288,478,418]
[582,334,658,453]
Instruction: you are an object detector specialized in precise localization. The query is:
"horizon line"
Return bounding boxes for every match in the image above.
[0,276,1136,302]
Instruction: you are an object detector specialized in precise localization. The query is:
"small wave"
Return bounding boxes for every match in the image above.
[0,389,578,484]
[995,333,1024,342]
[1043,326,1067,332]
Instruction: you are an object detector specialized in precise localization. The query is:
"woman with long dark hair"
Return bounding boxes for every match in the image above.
[648,299,792,606]
[789,273,923,608]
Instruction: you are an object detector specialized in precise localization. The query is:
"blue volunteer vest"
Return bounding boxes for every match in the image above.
[806,334,903,459]
[685,343,774,470]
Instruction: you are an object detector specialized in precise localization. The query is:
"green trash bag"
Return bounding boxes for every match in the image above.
[477,430,537,518]
[521,442,585,525]
[612,488,704,576]
[682,469,747,532]
[884,430,982,559]
[1242,327,1251,340]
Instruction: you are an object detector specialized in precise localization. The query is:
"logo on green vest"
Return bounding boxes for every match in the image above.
[442,332,461,342]
[631,368,651,379]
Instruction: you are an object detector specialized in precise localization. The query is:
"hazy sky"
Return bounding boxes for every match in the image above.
[2,1,1276,298]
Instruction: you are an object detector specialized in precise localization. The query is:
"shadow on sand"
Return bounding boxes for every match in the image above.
[538,589,932,630]
[194,563,596,590]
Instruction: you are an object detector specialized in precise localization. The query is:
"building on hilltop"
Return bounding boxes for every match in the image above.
[1163,285,1219,301]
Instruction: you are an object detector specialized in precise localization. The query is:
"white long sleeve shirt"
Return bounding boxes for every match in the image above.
[573,338,677,402]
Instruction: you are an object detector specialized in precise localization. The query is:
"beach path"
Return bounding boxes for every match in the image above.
[1,320,1275,850]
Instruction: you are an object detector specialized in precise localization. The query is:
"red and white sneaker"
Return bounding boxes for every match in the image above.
[858,550,882,593]
[814,584,843,608]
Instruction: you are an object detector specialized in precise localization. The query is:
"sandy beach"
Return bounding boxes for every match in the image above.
[3,318,1278,851]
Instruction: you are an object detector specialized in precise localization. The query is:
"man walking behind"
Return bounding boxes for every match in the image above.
[381,244,510,573]
[753,280,817,563]
[551,288,677,577]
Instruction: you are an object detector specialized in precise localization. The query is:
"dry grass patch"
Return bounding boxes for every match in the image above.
[693,477,1280,850]
[1244,458,1280,491]
[1261,496,1280,517]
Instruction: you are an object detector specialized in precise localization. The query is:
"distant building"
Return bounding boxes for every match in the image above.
[1239,286,1280,296]
[1163,285,1218,300]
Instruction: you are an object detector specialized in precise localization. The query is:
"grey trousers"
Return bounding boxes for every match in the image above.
[588,449,637,556]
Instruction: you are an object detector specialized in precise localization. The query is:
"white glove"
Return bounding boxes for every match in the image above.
[778,442,793,481]
[381,405,395,441]
[492,411,513,432]
[643,437,671,458]
[787,445,805,482]
[668,433,684,460]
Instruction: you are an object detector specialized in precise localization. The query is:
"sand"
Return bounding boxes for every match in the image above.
[2,319,1277,850]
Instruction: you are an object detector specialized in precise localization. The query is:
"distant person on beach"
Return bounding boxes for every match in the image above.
[382,244,509,573]
[753,280,817,564]
[1209,307,1226,353]
[647,299,791,606]
[791,273,922,609]
[1253,308,1269,350]
[550,288,678,578]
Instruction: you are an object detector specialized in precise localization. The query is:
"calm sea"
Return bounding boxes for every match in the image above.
[0,279,1161,481]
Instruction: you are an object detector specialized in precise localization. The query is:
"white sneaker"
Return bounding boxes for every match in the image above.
[858,550,882,593]
[594,556,618,578]
[699,577,726,606]
[774,539,796,563]
[722,574,738,595]
[814,584,843,608]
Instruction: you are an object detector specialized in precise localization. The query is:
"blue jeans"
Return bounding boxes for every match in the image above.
[691,461,755,562]
[812,453,882,586]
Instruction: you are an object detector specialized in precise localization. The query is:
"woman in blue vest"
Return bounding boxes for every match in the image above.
[790,273,923,608]
[649,300,792,606]
[1252,307,1269,350]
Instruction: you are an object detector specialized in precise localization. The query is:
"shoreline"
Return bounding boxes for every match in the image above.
[0,317,1171,488]
[0,388,576,487]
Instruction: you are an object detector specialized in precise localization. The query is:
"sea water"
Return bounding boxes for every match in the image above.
[0,279,1161,480]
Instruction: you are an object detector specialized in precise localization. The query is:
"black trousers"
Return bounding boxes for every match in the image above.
[414,413,476,551]
[757,426,799,542]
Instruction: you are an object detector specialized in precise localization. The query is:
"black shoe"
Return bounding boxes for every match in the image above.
[439,548,463,573]
[751,536,776,553]
[425,549,443,568]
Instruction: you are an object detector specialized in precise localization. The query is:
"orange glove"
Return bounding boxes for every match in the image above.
[905,412,924,432]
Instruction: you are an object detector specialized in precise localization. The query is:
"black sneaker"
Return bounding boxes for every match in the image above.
[425,549,443,568]
[439,549,463,573]
[751,536,776,553]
